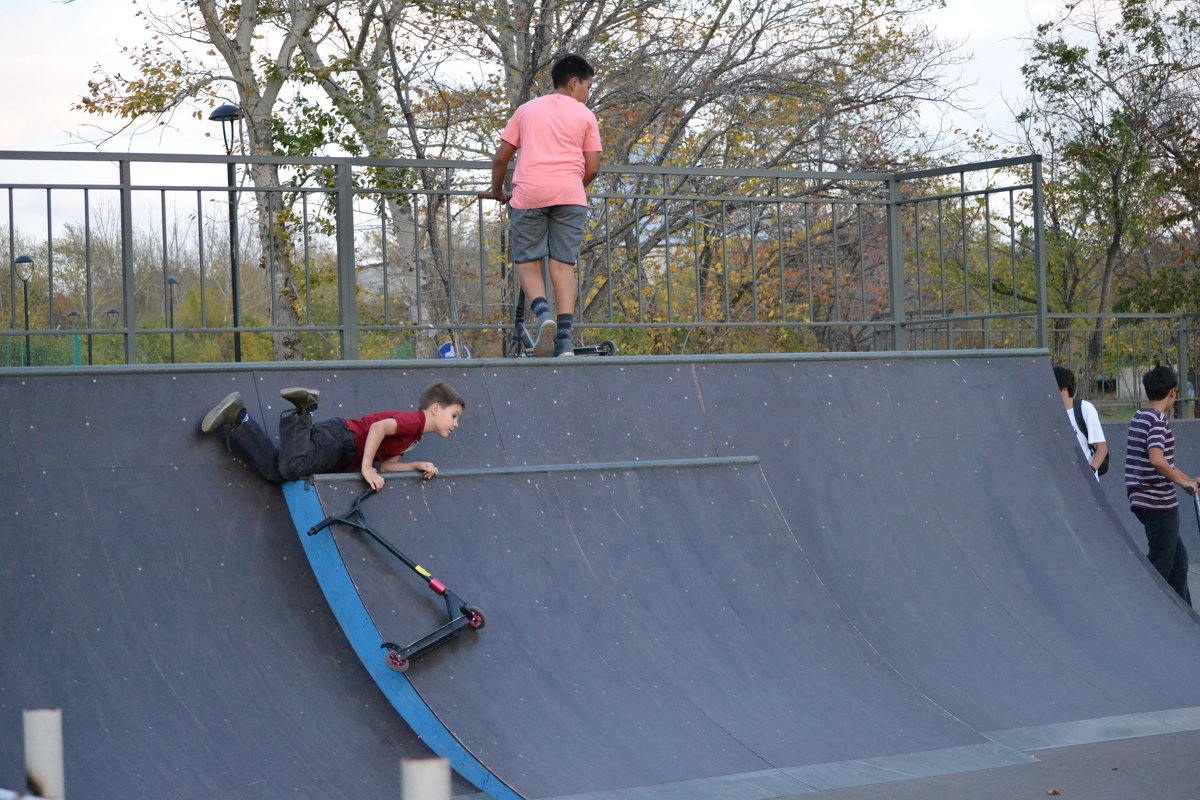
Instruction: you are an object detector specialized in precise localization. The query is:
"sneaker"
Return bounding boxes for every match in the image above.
[201,391,245,434]
[532,317,557,358]
[554,339,576,357]
[280,387,320,413]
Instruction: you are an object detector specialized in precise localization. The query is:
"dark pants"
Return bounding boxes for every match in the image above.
[1132,506,1192,605]
[228,411,355,483]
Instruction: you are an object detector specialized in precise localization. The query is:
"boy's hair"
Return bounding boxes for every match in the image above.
[551,54,594,88]
[419,381,466,411]
[1052,366,1076,397]
[1143,364,1178,401]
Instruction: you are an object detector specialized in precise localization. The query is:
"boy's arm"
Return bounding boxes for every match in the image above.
[583,151,600,187]
[360,417,399,490]
[379,457,438,479]
[479,141,518,203]
[1147,446,1199,492]
[1089,441,1109,473]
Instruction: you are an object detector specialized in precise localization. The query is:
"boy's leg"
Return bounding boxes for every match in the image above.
[227,417,286,483]
[546,205,587,356]
[1136,507,1189,601]
[1168,533,1191,606]
[277,411,356,481]
[201,391,285,483]
[549,259,576,357]
[510,206,557,356]
[515,261,557,357]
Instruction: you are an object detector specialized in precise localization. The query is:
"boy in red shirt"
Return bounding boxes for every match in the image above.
[481,53,603,357]
[200,382,465,490]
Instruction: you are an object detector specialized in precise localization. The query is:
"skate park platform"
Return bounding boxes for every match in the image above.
[4,350,1200,799]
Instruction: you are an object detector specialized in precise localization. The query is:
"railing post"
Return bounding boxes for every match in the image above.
[400,758,449,800]
[1032,155,1048,349]
[335,162,358,360]
[119,160,137,364]
[7,188,15,331]
[1178,313,1189,414]
[886,175,907,351]
[227,160,243,362]
[24,708,65,799]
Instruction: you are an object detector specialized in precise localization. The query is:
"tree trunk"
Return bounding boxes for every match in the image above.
[249,162,302,361]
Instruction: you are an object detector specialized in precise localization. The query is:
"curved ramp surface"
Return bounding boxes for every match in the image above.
[295,462,1006,799]
[292,353,1200,799]
[5,353,1200,800]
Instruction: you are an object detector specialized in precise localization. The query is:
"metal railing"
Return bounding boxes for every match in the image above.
[0,150,1045,365]
[1045,312,1200,418]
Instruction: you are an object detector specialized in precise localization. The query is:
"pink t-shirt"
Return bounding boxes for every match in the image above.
[501,93,602,209]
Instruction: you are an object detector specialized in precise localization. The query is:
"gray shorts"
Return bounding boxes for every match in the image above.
[509,204,588,265]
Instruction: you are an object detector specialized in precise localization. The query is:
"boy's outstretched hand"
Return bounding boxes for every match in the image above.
[478,189,509,204]
[363,461,439,489]
[410,461,439,480]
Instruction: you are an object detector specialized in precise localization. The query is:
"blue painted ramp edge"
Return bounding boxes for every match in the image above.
[282,480,523,800]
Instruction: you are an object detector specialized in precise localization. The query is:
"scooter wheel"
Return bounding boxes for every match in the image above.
[465,605,487,630]
[385,652,410,673]
[598,340,617,356]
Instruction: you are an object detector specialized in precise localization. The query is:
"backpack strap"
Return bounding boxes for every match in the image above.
[1072,401,1095,454]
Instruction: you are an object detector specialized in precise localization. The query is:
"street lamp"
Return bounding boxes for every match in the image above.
[167,276,179,363]
[14,255,33,366]
[209,103,243,362]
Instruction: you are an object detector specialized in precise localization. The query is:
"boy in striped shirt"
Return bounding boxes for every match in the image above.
[1125,365,1199,604]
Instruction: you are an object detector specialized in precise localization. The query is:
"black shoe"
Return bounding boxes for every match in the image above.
[280,387,320,413]
[201,392,245,434]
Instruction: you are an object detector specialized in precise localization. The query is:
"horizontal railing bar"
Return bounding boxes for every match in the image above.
[0,182,896,205]
[894,154,1042,182]
[316,455,762,482]
[1048,312,1200,321]
[0,150,895,182]
[897,183,1035,205]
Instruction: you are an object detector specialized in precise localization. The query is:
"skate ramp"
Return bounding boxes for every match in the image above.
[293,461,1015,800]
[288,353,1200,799]
[4,354,1200,800]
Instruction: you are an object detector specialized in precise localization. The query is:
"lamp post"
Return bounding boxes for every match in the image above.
[166,276,179,363]
[14,255,33,366]
[209,103,243,362]
[67,310,81,366]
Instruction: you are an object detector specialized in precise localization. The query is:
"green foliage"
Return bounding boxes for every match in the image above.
[1019,0,1200,329]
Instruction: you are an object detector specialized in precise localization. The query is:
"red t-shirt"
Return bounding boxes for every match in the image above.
[344,410,425,469]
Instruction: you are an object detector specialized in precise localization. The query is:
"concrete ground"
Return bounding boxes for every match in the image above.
[804,729,1200,800]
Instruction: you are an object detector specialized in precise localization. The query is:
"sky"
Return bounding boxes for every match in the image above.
[0,0,1063,158]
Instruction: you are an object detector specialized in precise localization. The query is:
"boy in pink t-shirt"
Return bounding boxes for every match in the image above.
[481,54,602,357]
